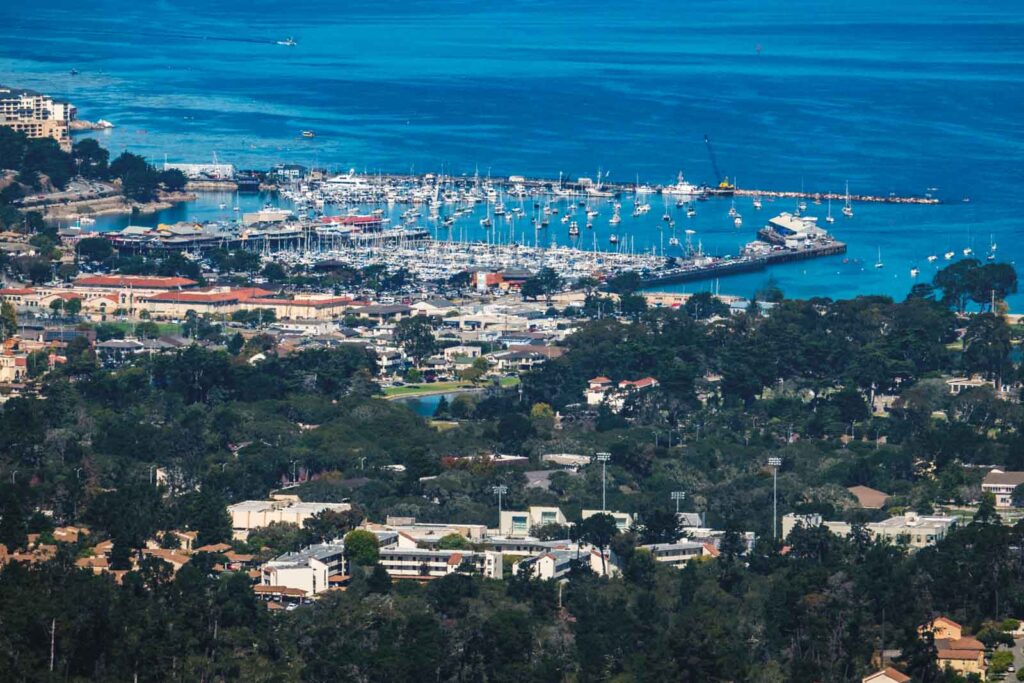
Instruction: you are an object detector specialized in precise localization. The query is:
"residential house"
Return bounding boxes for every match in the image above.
[862,668,910,683]
[982,469,1024,508]
[585,376,660,412]
[641,541,716,568]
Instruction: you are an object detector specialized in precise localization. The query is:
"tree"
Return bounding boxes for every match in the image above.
[343,529,379,566]
[110,151,160,201]
[684,291,729,320]
[436,533,471,550]
[1011,484,1024,508]
[934,258,981,313]
[366,563,392,593]
[49,298,64,316]
[72,138,109,179]
[640,509,682,544]
[0,301,16,340]
[159,168,188,192]
[64,297,82,319]
[134,321,161,339]
[394,316,437,365]
[963,313,1012,379]
[578,513,619,576]
[76,237,114,262]
[261,261,287,282]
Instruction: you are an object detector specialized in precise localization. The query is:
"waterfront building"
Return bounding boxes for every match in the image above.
[0,85,73,152]
[161,161,235,180]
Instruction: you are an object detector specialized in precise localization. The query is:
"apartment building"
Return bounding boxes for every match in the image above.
[0,86,74,151]
[378,547,503,580]
[227,498,352,540]
[261,543,346,597]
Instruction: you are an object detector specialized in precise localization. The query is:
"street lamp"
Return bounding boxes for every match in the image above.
[671,491,686,514]
[492,485,508,534]
[767,457,783,540]
[595,453,611,513]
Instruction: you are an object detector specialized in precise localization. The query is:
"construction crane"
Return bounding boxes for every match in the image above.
[703,135,735,194]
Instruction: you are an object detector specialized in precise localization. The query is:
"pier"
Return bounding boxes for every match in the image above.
[733,188,939,205]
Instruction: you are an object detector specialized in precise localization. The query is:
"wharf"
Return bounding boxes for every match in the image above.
[734,188,939,205]
[638,239,847,287]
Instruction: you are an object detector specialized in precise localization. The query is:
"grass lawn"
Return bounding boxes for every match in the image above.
[103,321,184,337]
[383,381,474,397]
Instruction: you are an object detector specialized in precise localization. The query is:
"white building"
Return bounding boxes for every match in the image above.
[585,376,659,413]
[378,547,503,580]
[581,509,634,532]
[227,498,352,540]
[982,470,1024,508]
[260,543,346,597]
[782,512,957,550]
[512,547,616,580]
[641,541,716,569]
[499,506,568,537]
[162,162,235,180]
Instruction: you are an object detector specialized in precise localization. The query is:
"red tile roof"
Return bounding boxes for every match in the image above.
[0,288,34,295]
[144,287,274,303]
[242,296,353,308]
[75,275,198,289]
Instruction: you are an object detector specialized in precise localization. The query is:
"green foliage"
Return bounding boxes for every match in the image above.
[0,301,16,340]
[76,237,114,262]
[435,532,471,550]
[343,529,379,566]
[72,138,109,179]
[394,315,438,364]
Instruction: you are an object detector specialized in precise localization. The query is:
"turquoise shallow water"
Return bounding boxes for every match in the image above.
[1,0,1021,304]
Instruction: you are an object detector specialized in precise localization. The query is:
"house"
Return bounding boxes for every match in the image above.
[934,636,986,679]
[585,376,660,413]
[862,667,910,683]
[378,547,503,580]
[982,469,1024,508]
[848,485,890,509]
[260,543,346,597]
[226,498,352,540]
[0,339,28,383]
[412,298,457,317]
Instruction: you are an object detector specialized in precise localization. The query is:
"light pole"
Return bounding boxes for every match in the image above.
[671,491,686,514]
[768,457,782,540]
[290,460,298,485]
[492,485,508,534]
[596,453,611,513]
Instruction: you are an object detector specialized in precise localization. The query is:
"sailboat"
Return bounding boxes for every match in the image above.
[825,197,835,224]
[987,235,998,261]
[752,195,762,210]
[842,182,854,217]
[874,247,884,269]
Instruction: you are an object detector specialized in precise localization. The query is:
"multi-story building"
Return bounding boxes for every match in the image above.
[782,512,957,550]
[641,541,717,569]
[378,547,503,580]
[982,469,1024,508]
[261,543,346,597]
[498,506,568,538]
[0,86,74,152]
[227,497,352,540]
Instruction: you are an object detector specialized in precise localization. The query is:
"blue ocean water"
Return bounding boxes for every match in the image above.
[2,0,1022,304]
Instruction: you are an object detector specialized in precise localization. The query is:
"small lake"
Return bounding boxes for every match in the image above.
[392,392,461,418]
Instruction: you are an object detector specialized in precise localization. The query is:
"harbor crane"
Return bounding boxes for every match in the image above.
[703,134,736,194]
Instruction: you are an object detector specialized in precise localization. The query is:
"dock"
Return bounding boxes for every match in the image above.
[733,188,939,205]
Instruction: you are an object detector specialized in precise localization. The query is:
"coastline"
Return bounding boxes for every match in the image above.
[35,191,197,220]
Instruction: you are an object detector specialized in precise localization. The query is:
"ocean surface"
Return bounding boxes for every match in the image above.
[2,0,1022,305]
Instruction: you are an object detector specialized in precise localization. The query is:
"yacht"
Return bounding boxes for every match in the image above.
[277,37,297,47]
[753,196,762,210]
[842,182,854,217]
[569,221,580,237]
[944,251,955,260]
[733,216,742,228]
[609,234,619,245]
[663,172,699,196]
[910,267,920,278]
[874,247,885,269]
[301,130,315,138]
[686,205,696,218]
[927,255,938,263]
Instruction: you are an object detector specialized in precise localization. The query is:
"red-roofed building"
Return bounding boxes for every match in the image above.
[586,375,659,412]
[75,275,198,291]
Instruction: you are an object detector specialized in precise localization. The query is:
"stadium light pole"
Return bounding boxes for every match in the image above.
[671,491,686,514]
[768,457,783,540]
[595,453,611,513]
[492,485,508,534]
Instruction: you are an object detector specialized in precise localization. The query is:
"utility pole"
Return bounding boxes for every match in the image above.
[768,457,782,540]
[492,485,508,534]
[596,453,611,513]
[671,491,686,514]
